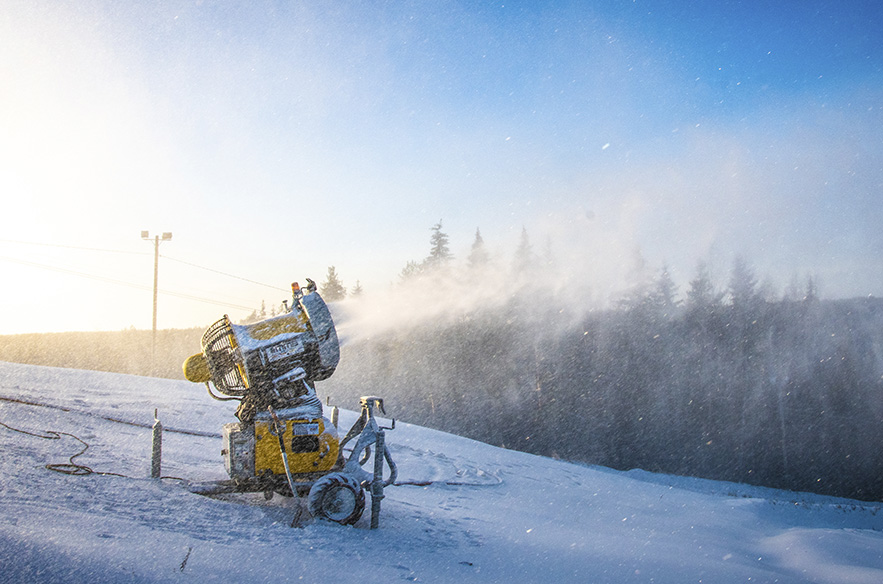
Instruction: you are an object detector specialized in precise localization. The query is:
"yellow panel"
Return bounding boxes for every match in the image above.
[246,313,310,341]
[254,418,339,476]
[182,353,211,383]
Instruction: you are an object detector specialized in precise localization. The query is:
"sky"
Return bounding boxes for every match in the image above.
[1,0,882,334]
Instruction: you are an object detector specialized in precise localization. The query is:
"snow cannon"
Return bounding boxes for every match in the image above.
[181,279,397,527]
[183,279,339,422]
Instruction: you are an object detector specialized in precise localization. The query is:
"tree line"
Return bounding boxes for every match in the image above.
[321,222,883,502]
[0,328,204,379]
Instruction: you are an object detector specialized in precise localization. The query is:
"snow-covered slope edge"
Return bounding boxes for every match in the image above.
[0,361,880,584]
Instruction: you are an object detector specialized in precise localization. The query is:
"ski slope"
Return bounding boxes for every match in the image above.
[0,361,880,583]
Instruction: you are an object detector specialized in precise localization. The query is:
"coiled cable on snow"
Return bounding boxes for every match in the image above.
[0,419,128,476]
[0,420,130,477]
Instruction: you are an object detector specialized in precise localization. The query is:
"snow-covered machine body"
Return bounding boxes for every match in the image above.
[183,280,396,526]
[221,407,340,483]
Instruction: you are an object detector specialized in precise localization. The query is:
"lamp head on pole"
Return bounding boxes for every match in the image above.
[141,231,173,242]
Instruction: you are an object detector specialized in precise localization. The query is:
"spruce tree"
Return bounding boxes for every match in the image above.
[728,255,758,309]
[467,227,490,270]
[320,266,347,301]
[651,264,679,315]
[512,226,535,274]
[400,260,422,282]
[686,260,719,311]
[425,220,453,269]
[804,275,819,302]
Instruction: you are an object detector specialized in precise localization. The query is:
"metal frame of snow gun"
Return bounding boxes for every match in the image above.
[337,396,397,529]
[339,397,397,484]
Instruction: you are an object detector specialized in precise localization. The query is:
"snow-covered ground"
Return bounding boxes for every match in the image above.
[0,361,880,583]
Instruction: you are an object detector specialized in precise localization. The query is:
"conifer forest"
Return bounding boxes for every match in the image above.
[325,228,883,502]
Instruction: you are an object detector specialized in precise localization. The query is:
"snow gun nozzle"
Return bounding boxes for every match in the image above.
[360,396,386,416]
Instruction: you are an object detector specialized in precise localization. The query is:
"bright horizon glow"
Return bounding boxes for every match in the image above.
[1,0,881,334]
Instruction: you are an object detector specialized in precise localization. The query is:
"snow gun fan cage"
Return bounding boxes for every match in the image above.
[182,280,396,527]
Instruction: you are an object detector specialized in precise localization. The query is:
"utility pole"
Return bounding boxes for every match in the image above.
[142,231,172,375]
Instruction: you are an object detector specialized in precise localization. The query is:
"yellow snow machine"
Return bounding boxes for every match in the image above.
[182,279,396,526]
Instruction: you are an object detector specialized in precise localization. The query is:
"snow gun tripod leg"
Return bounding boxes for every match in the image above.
[339,396,397,529]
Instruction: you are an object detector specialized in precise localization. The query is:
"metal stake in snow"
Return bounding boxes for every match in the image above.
[370,428,385,529]
[151,409,163,478]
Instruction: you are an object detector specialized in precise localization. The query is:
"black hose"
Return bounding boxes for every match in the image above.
[1,419,186,481]
[0,420,126,477]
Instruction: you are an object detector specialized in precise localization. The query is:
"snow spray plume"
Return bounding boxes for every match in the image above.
[330,211,652,346]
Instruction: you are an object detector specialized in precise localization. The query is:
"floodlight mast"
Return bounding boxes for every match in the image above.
[141,231,172,374]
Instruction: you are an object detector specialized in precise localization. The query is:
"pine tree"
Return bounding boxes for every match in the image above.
[686,260,720,311]
[351,280,364,297]
[320,266,347,301]
[400,260,422,282]
[512,226,535,274]
[467,228,490,270]
[401,221,453,281]
[728,255,758,309]
[424,221,453,269]
[241,309,260,324]
[804,275,819,303]
[650,264,679,316]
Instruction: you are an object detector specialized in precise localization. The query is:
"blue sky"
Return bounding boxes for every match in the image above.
[1,0,881,333]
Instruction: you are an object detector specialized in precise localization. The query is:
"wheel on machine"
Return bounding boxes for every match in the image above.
[307,472,365,525]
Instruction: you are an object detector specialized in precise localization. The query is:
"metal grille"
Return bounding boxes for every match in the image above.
[201,316,249,394]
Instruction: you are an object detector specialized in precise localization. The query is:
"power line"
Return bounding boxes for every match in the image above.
[0,238,149,256]
[156,289,255,311]
[160,254,289,292]
[0,255,256,311]
[0,255,154,291]
[0,239,289,292]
